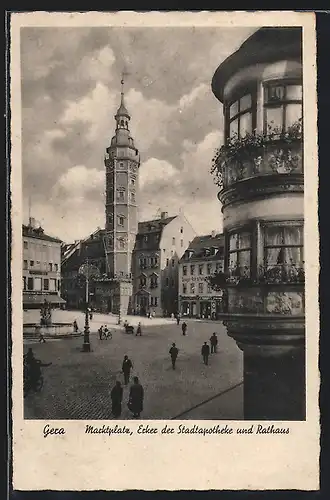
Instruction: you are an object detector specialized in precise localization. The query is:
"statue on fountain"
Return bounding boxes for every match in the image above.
[40,299,52,326]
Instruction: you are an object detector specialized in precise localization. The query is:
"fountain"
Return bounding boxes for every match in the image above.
[23,299,81,339]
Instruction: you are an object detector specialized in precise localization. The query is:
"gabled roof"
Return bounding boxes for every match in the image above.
[22,224,62,243]
[137,216,177,234]
[179,233,224,263]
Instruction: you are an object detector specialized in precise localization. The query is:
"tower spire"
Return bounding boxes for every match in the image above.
[115,70,130,122]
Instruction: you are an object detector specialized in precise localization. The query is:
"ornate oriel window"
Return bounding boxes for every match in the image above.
[228,93,254,139]
[228,230,252,277]
[261,222,304,281]
[263,80,302,132]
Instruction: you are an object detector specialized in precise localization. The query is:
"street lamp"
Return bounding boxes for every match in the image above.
[79,259,91,352]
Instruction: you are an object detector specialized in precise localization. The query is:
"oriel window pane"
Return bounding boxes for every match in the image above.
[229,252,238,270]
[283,226,303,245]
[229,233,238,250]
[230,100,239,118]
[240,94,252,112]
[265,227,284,246]
[238,232,251,249]
[286,103,302,129]
[229,118,239,138]
[239,112,252,137]
[266,106,283,130]
[286,84,302,100]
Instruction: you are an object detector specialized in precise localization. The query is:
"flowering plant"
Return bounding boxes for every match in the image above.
[211,119,302,188]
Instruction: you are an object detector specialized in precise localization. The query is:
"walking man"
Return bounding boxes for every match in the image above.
[169,343,179,370]
[122,355,133,385]
[210,332,218,353]
[181,321,187,336]
[176,312,181,325]
[136,322,142,336]
[128,376,144,419]
[201,342,210,365]
[98,325,104,340]
[73,320,79,333]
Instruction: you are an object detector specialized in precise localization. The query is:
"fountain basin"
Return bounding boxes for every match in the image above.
[23,322,82,339]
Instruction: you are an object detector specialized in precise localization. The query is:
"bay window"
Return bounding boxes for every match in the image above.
[228,231,252,277]
[264,81,302,133]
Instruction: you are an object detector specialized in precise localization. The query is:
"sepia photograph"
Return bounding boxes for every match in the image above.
[10,11,319,491]
[20,23,307,422]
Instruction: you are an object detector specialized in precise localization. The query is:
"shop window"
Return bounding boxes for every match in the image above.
[263,224,303,280]
[183,265,187,276]
[198,282,204,294]
[228,93,254,139]
[199,264,204,275]
[27,277,34,290]
[43,278,49,291]
[264,81,302,133]
[190,265,195,276]
[228,231,252,277]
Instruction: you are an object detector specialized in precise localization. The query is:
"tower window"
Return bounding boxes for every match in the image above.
[180,227,183,234]
[131,178,135,186]
[172,237,176,245]
[119,162,124,169]
[117,190,125,201]
[118,215,125,226]
[131,192,136,203]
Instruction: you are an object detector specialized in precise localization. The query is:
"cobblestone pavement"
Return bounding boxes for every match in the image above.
[24,319,243,420]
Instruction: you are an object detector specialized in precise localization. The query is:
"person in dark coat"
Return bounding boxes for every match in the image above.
[201,342,210,365]
[73,320,79,333]
[181,321,187,336]
[128,376,144,418]
[111,380,123,418]
[169,343,179,370]
[136,322,142,336]
[210,332,218,353]
[176,313,181,325]
[122,355,133,385]
[98,325,104,340]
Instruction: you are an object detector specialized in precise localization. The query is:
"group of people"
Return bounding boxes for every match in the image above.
[98,325,112,340]
[110,355,144,418]
[169,332,219,369]
[123,320,142,336]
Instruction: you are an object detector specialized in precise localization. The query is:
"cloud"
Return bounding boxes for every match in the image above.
[139,158,177,188]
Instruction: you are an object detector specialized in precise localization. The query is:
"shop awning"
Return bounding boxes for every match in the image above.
[23,293,66,306]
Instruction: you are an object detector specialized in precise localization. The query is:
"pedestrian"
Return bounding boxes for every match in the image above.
[98,325,104,340]
[181,321,187,336]
[111,380,123,418]
[73,320,79,333]
[128,376,144,418]
[122,355,133,385]
[169,342,179,370]
[136,322,142,336]
[210,332,218,353]
[171,312,174,320]
[104,325,109,338]
[176,312,181,325]
[201,342,210,365]
[38,331,46,343]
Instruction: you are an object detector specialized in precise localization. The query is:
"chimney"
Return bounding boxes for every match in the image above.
[160,211,168,219]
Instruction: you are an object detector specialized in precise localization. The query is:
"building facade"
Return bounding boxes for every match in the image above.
[23,218,64,309]
[211,27,304,419]
[61,228,107,309]
[132,212,196,317]
[178,233,225,319]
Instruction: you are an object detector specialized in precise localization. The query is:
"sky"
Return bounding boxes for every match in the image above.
[21,25,256,243]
